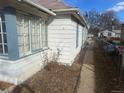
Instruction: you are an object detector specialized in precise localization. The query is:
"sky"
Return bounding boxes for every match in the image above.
[64,0,124,22]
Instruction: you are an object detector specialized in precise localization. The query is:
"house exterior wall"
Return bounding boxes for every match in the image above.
[115,33,121,38]
[78,25,83,48]
[0,6,50,84]
[0,2,88,84]
[3,7,19,60]
[48,14,87,65]
[83,27,88,45]
[0,49,48,84]
[112,30,121,38]
[0,6,49,60]
[48,14,74,65]
[70,19,87,62]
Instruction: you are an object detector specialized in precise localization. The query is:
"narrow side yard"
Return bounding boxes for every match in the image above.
[77,38,124,93]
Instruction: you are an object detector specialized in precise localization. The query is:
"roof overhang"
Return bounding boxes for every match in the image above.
[52,8,88,28]
[17,0,56,16]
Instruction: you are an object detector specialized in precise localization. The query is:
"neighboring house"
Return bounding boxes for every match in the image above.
[112,30,121,38]
[98,30,116,38]
[0,0,88,84]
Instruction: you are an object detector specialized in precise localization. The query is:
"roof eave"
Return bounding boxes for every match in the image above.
[76,12,88,29]
[52,8,88,28]
[18,0,56,16]
[52,8,79,12]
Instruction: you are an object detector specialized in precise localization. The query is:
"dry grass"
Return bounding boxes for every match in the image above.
[11,62,81,93]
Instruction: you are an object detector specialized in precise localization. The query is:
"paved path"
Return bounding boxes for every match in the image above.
[77,39,124,93]
[77,40,96,93]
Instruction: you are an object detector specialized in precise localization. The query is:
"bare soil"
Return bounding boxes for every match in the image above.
[0,81,13,90]
[11,62,81,93]
[95,41,124,93]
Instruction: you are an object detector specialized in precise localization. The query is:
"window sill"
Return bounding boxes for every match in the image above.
[18,47,49,59]
[0,55,9,60]
[42,47,49,50]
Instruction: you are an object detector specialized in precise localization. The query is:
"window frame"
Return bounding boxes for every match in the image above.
[76,23,79,48]
[16,12,48,57]
[0,16,8,55]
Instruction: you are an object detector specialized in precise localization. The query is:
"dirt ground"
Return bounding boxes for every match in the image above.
[77,38,124,93]
[0,81,13,90]
[10,62,81,93]
[7,38,124,93]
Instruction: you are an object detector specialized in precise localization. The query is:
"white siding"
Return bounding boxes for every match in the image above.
[78,25,83,48]
[48,15,75,64]
[82,27,88,46]
[0,49,49,84]
[0,14,88,84]
[48,14,87,65]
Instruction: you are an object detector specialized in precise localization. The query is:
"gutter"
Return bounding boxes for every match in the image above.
[52,8,79,12]
[18,0,56,16]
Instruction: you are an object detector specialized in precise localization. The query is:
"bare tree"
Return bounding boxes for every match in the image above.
[100,11,121,31]
[84,10,121,34]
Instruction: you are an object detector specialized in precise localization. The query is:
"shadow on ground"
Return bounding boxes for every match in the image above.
[92,39,124,93]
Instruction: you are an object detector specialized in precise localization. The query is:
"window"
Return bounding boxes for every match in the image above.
[16,12,47,57]
[31,17,41,51]
[41,21,47,47]
[108,32,111,36]
[16,13,30,57]
[0,16,8,54]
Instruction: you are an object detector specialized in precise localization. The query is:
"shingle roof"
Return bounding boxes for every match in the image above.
[30,0,87,27]
[30,0,72,10]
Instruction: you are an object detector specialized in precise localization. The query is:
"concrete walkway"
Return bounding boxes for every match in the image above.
[77,40,96,93]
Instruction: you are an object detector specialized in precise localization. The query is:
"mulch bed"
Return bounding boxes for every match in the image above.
[11,62,81,93]
[0,81,13,90]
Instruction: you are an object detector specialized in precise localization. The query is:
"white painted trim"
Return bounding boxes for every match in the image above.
[52,8,87,27]
[52,8,79,12]
[29,19,32,52]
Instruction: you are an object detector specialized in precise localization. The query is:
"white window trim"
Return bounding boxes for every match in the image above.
[17,12,48,57]
[0,17,8,55]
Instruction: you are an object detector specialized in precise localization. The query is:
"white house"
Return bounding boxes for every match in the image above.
[48,8,88,65]
[112,30,121,38]
[48,10,88,65]
[32,0,88,64]
[0,0,88,84]
[98,30,116,38]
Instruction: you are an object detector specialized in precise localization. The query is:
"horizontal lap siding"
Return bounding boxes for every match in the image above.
[48,16,76,64]
[82,27,85,45]
[69,20,83,62]
[48,15,87,64]
[78,25,83,48]
[70,20,77,48]
[82,27,87,45]
[0,50,48,84]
